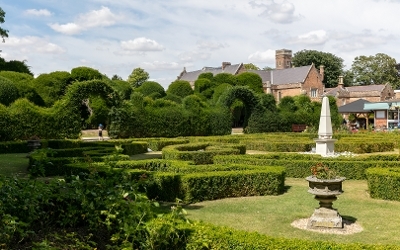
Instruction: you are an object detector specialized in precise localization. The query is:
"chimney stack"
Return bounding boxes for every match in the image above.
[338,75,344,88]
[222,62,231,70]
[319,65,325,82]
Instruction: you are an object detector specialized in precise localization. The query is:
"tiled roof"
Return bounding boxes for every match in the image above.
[178,63,242,82]
[325,84,387,97]
[338,99,371,113]
[345,84,385,92]
[250,65,312,85]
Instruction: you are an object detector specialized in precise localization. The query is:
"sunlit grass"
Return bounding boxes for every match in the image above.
[184,178,400,245]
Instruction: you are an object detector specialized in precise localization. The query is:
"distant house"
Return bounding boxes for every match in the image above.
[324,76,395,107]
[176,49,325,101]
[364,100,400,130]
[177,62,245,88]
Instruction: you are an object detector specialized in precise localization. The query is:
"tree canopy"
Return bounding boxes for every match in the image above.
[349,53,400,88]
[292,50,344,88]
[127,68,149,88]
[0,7,8,42]
[243,63,260,70]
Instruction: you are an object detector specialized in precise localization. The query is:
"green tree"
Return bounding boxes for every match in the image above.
[349,53,400,88]
[243,63,260,70]
[236,72,263,93]
[166,80,193,98]
[292,50,344,88]
[127,68,149,88]
[0,7,9,42]
[135,81,166,99]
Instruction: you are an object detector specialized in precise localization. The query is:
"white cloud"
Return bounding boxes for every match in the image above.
[178,51,211,62]
[140,61,181,71]
[3,36,66,54]
[196,41,228,51]
[331,30,388,51]
[120,37,164,51]
[25,9,52,16]
[289,30,329,45]
[248,49,275,63]
[49,6,118,35]
[250,0,301,24]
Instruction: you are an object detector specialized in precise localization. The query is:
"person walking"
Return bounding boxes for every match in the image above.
[98,124,104,141]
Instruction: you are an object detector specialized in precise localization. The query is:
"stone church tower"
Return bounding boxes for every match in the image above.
[275,49,292,69]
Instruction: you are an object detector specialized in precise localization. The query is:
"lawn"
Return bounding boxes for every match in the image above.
[0,153,29,176]
[184,178,400,246]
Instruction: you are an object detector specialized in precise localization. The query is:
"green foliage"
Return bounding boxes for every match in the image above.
[163,93,182,104]
[246,109,284,133]
[70,66,103,82]
[243,63,260,70]
[367,167,400,201]
[128,67,150,88]
[194,78,215,99]
[212,83,231,104]
[213,73,237,85]
[135,81,166,98]
[197,72,213,81]
[84,95,110,129]
[31,71,72,106]
[0,7,9,40]
[0,59,33,75]
[349,53,400,88]
[292,49,344,88]
[236,72,263,93]
[166,80,193,98]
[0,76,19,105]
[0,70,33,83]
[107,79,132,100]
[258,93,277,112]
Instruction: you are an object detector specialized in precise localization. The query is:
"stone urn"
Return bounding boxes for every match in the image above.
[27,139,41,151]
[306,176,346,229]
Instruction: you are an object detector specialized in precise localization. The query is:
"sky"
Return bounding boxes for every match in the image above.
[1,0,400,89]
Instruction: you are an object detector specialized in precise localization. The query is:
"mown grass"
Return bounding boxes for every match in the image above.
[184,178,400,246]
[0,153,29,176]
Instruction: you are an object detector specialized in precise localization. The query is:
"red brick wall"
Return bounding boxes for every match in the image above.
[301,66,324,101]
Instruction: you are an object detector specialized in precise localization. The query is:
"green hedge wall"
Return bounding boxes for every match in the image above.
[214,155,400,180]
[162,142,246,164]
[0,141,30,153]
[367,167,400,201]
[186,222,399,250]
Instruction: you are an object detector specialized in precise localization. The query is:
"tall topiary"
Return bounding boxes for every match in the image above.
[236,72,264,93]
[166,80,193,98]
[70,66,103,82]
[135,81,166,98]
[0,76,19,106]
[214,73,237,86]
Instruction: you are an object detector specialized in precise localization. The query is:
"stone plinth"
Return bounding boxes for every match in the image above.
[307,207,343,229]
[314,138,336,156]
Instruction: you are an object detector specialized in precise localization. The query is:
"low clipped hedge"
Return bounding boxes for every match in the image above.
[64,160,285,203]
[186,222,399,250]
[0,141,29,153]
[146,138,189,151]
[214,155,400,180]
[162,142,246,164]
[367,167,400,201]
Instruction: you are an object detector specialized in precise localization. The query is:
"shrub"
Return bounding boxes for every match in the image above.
[135,81,166,98]
[70,66,103,82]
[367,167,400,201]
[235,72,264,93]
[166,80,193,98]
[0,76,20,106]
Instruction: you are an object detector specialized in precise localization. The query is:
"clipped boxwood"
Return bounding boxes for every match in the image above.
[367,167,400,201]
[0,141,30,153]
[162,142,246,164]
[146,138,189,151]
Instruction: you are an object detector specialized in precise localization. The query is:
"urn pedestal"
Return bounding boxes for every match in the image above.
[306,176,345,229]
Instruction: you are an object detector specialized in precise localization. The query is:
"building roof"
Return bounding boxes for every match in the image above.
[178,63,242,82]
[338,99,371,113]
[249,65,312,85]
[325,84,387,98]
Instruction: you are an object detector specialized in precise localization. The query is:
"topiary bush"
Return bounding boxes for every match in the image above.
[0,76,20,106]
[135,81,166,98]
[70,66,104,82]
[166,80,193,98]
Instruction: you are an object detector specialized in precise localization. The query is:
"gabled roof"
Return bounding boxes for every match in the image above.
[249,65,312,85]
[178,63,242,82]
[338,99,371,113]
[325,84,387,98]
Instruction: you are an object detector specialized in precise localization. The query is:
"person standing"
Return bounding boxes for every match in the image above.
[98,124,103,141]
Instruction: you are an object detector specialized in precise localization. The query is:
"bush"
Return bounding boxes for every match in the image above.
[70,66,103,82]
[367,167,400,201]
[166,80,193,98]
[235,72,264,93]
[0,76,20,106]
[135,81,166,98]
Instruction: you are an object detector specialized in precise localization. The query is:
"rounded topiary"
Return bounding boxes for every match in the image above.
[166,80,193,98]
[135,81,166,98]
[0,76,20,106]
[163,93,182,104]
[213,73,237,85]
[70,66,104,82]
[0,71,33,83]
[236,72,264,93]
[31,71,72,106]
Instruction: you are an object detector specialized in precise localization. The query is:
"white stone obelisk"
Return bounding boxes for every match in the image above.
[314,96,336,156]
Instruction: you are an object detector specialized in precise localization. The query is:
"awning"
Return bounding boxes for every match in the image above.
[364,103,390,110]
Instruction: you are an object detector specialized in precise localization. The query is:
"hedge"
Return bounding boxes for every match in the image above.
[367,167,400,201]
[185,222,400,250]
[213,155,400,180]
[162,142,246,164]
[0,141,30,153]
[146,138,189,151]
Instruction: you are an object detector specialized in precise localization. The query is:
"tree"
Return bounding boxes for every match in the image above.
[235,72,263,93]
[127,68,149,88]
[0,7,9,42]
[166,80,193,98]
[243,63,260,70]
[349,53,400,88]
[292,50,344,88]
[111,74,122,80]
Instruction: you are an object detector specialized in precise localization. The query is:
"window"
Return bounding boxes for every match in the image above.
[310,89,318,98]
[375,110,386,119]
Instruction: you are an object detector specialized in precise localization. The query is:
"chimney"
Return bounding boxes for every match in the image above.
[266,81,271,94]
[222,62,231,70]
[319,65,325,82]
[338,75,344,88]
[177,67,187,80]
[275,49,292,69]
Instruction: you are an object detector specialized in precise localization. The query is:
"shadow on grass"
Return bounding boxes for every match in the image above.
[342,215,358,225]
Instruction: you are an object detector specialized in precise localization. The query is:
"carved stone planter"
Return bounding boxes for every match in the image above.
[27,139,41,151]
[306,176,346,229]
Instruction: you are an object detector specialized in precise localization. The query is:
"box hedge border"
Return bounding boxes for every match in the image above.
[366,167,400,201]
